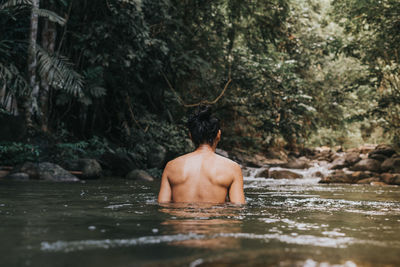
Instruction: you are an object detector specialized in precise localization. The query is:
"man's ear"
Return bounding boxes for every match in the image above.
[216,130,221,142]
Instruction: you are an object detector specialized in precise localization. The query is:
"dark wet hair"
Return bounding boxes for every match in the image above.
[187,105,220,147]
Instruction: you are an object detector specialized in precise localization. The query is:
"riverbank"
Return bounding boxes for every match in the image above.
[1,141,400,186]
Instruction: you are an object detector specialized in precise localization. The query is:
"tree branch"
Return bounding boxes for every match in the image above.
[161,71,232,107]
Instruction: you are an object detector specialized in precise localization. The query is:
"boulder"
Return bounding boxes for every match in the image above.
[12,162,39,179]
[380,173,396,184]
[350,171,374,181]
[37,162,79,181]
[100,151,138,176]
[345,152,361,165]
[368,153,388,162]
[380,157,400,173]
[331,152,361,170]
[269,170,303,179]
[330,157,347,170]
[5,172,29,180]
[392,175,400,185]
[265,147,289,162]
[282,157,311,169]
[357,177,380,184]
[370,181,389,186]
[126,169,154,182]
[147,144,167,169]
[369,144,396,158]
[318,170,352,184]
[62,159,102,179]
[230,152,266,167]
[255,168,269,178]
[357,144,377,154]
[319,170,354,183]
[314,171,324,178]
[312,147,334,162]
[380,173,400,185]
[350,159,381,172]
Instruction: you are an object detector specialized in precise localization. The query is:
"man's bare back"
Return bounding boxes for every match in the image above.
[158,105,245,204]
[158,145,245,204]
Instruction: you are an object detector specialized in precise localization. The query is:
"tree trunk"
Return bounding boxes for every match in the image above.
[40,17,57,132]
[26,0,40,127]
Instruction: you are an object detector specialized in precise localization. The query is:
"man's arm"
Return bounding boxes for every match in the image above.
[158,164,172,203]
[228,163,245,204]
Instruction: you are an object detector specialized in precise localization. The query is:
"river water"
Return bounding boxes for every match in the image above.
[1,164,400,267]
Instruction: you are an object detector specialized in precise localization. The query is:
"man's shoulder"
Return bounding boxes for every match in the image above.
[165,153,191,168]
[215,154,241,170]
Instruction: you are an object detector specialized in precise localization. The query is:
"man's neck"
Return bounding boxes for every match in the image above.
[195,144,216,153]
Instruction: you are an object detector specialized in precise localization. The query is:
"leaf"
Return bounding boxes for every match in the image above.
[0,0,32,10]
[36,45,84,97]
[33,8,66,26]
[0,62,28,95]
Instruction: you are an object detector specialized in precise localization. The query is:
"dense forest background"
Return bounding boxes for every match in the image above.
[0,0,399,168]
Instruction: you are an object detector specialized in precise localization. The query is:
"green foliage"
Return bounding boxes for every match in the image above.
[51,136,109,162]
[2,0,400,168]
[123,113,194,160]
[331,0,400,144]
[0,142,40,165]
[0,136,109,165]
[36,46,83,97]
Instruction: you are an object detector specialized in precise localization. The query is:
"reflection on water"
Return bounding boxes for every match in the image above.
[159,203,243,249]
[1,172,400,266]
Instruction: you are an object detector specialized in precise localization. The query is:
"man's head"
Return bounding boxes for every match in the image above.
[187,105,220,147]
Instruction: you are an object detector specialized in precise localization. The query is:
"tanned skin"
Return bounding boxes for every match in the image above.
[158,130,245,204]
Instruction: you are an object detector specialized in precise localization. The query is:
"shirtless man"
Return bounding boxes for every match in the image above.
[158,105,245,204]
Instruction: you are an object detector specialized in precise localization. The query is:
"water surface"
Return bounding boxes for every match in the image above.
[1,169,400,266]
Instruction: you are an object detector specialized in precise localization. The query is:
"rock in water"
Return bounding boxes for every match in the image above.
[37,162,79,182]
[350,159,381,172]
[255,168,269,178]
[368,153,388,162]
[350,171,373,181]
[369,144,396,158]
[380,157,400,173]
[370,181,389,186]
[330,157,347,170]
[269,170,303,179]
[319,170,352,184]
[380,173,400,185]
[126,169,154,182]
[12,162,39,179]
[282,157,310,169]
[345,152,361,165]
[5,172,29,180]
[357,177,380,184]
[63,159,102,179]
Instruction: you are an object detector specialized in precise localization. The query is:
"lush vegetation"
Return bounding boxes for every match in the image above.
[0,0,399,167]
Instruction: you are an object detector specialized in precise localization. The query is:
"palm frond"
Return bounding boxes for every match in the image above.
[0,0,32,10]
[33,8,66,26]
[0,62,29,95]
[36,45,83,97]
